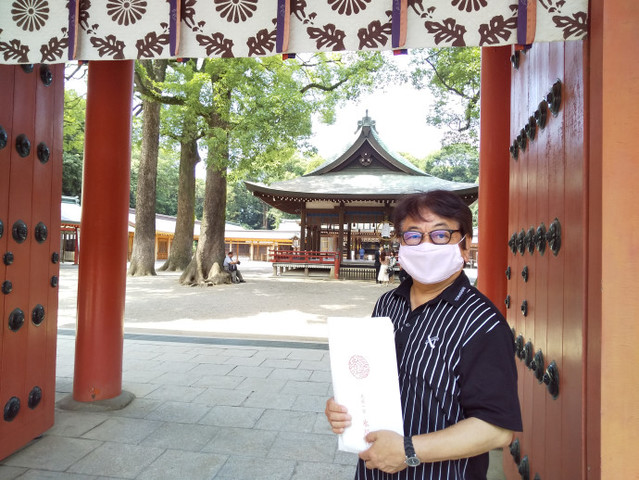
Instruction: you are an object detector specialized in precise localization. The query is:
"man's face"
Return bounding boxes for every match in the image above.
[400,208,470,262]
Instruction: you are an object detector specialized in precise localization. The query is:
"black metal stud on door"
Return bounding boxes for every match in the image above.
[523,341,534,369]
[531,349,545,383]
[517,230,526,255]
[31,304,45,326]
[15,133,30,158]
[546,218,562,256]
[0,219,3,238]
[2,280,12,294]
[525,227,535,254]
[510,142,519,160]
[37,142,50,164]
[8,308,25,331]
[518,455,530,480]
[535,223,547,255]
[506,266,511,280]
[509,438,521,464]
[3,397,20,422]
[535,100,548,129]
[12,220,27,243]
[521,266,529,283]
[521,300,528,317]
[509,233,518,254]
[40,64,53,86]
[547,80,562,116]
[0,125,7,149]
[28,386,42,409]
[511,51,520,69]
[34,222,48,243]
[543,361,560,399]
[517,129,527,151]
[3,251,14,265]
[515,335,525,360]
[525,116,536,140]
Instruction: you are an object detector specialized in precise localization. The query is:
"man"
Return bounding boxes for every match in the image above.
[325,190,522,480]
[374,245,383,283]
[223,251,245,283]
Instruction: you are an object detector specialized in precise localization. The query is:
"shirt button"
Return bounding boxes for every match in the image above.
[405,322,411,327]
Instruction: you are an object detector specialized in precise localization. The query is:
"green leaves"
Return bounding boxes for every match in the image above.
[62,89,87,197]
[421,143,479,184]
[409,47,480,145]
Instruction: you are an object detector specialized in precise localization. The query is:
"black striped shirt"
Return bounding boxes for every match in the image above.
[355,272,522,480]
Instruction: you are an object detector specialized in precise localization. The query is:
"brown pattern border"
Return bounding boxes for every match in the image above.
[0,0,589,64]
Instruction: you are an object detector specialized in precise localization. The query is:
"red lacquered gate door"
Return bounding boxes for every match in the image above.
[0,64,63,460]
[503,41,587,480]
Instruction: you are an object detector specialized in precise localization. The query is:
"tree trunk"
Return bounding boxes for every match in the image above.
[128,59,167,276]
[180,79,230,286]
[159,132,200,271]
[180,153,228,285]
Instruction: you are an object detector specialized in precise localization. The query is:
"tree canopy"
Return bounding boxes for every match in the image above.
[62,89,86,197]
[420,143,479,184]
[409,47,481,145]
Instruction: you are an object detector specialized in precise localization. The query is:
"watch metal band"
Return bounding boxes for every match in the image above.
[403,436,416,457]
[404,435,421,467]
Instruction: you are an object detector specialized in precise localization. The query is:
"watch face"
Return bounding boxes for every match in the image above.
[406,456,421,467]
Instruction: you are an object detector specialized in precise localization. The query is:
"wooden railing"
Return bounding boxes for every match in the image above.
[270,249,340,278]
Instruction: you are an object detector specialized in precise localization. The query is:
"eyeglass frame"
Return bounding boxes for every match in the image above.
[399,229,463,246]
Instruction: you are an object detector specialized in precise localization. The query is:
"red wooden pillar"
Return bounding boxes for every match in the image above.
[588,2,639,478]
[477,46,511,314]
[73,61,134,402]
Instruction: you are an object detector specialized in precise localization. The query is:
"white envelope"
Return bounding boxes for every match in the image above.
[327,316,404,453]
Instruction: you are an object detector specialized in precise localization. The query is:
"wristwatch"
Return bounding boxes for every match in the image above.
[404,436,421,467]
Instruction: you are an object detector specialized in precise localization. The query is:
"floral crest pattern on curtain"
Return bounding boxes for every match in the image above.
[0,0,589,65]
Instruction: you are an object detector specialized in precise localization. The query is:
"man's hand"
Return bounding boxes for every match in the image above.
[324,397,351,434]
[359,430,407,474]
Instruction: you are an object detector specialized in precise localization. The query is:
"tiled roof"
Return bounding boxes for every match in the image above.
[246,172,476,199]
[61,204,297,240]
[247,114,477,206]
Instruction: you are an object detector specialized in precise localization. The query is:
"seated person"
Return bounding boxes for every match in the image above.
[223,251,245,283]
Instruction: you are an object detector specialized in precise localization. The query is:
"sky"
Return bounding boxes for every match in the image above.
[310,84,443,161]
[65,58,445,164]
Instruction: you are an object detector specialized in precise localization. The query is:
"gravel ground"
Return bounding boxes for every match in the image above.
[57,260,478,342]
[58,260,390,342]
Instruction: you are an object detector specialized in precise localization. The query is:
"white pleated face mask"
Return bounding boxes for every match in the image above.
[398,237,466,285]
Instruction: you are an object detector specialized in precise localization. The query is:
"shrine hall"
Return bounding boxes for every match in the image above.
[245,113,478,260]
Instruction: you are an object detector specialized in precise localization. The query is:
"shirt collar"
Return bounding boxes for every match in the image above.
[393,271,471,307]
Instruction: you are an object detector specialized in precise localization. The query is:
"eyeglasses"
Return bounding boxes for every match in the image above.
[400,229,461,246]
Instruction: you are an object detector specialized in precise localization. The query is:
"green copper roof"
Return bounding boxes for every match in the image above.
[245,113,478,212]
[307,112,426,176]
[245,171,476,199]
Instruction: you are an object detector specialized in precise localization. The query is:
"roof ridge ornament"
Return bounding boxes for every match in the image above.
[355,110,377,134]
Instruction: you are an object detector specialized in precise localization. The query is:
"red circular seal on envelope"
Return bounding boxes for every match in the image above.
[348,355,370,379]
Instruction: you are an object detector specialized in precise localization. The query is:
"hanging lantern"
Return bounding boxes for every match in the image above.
[381,221,391,239]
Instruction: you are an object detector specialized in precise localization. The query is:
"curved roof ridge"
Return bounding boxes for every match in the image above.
[307,113,426,176]
[368,126,426,175]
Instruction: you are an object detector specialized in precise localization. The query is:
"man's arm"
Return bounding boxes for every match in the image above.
[358,418,513,473]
